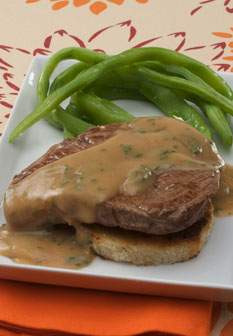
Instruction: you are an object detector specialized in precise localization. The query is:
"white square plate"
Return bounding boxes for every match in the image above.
[1,56,233,301]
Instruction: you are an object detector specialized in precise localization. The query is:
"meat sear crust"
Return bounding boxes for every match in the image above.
[10,124,219,235]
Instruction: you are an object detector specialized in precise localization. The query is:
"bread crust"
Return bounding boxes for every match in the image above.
[86,202,214,265]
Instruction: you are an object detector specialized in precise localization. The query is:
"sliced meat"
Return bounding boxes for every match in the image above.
[97,169,218,234]
[6,121,220,235]
[12,124,119,185]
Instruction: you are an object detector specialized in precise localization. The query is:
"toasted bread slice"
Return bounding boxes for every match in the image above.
[86,202,213,266]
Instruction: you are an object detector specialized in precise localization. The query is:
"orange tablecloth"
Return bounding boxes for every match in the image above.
[0,280,219,336]
[0,1,233,335]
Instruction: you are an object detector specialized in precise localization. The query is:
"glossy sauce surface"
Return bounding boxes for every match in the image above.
[0,225,94,269]
[4,117,223,231]
[1,117,225,268]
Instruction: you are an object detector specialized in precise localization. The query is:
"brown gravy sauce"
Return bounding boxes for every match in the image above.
[4,117,223,231]
[0,225,94,269]
[1,117,226,268]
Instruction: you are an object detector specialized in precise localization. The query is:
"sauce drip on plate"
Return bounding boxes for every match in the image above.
[0,225,94,269]
[0,117,226,268]
[213,164,233,217]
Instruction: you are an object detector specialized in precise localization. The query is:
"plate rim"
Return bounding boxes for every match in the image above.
[1,55,233,298]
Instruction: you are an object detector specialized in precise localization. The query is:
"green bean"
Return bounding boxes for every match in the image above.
[139,62,232,146]
[56,108,92,137]
[43,63,89,129]
[195,101,232,147]
[137,67,233,115]
[140,82,212,139]
[141,61,212,89]
[9,47,232,142]
[87,66,211,137]
[46,47,232,99]
[65,101,82,117]
[46,62,91,129]
[45,106,64,129]
[92,66,137,90]
[99,62,233,120]
[106,62,231,145]
[66,100,93,123]
[91,65,218,141]
[158,64,233,147]
[38,47,107,103]
[89,86,145,101]
[49,62,90,94]
[63,127,75,139]
[45,62,90,129]
[72,92,134,125]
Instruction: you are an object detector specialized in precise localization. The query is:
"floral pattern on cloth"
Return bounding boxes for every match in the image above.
[25,0,149,14]
[1,20,233,118]
[0,20,187,116]
[0,1,233,334]
[190,0,233,16]
[212,27,233,71]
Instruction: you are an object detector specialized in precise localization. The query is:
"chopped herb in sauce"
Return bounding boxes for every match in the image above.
[22,191,28,198]
[2,116,227,271]
[141,166,154,180]
[137,128,147,134]
[134,153,143,158]
[97,186,106,192]
[159,149,176,160]
[66,255,88,265]
[66,254,93,266]
[147,118,156,125]
[61,165,77,186]
[121,144,133,155]
[135,165,158,181]
[67,256,76,263]
[122,165,160,195]
[76,172,84,190]
[214,207,223,213]
[120,144,143,159]
[0,225,94,269]
[183,159,207,166]
[190,143,203,155]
